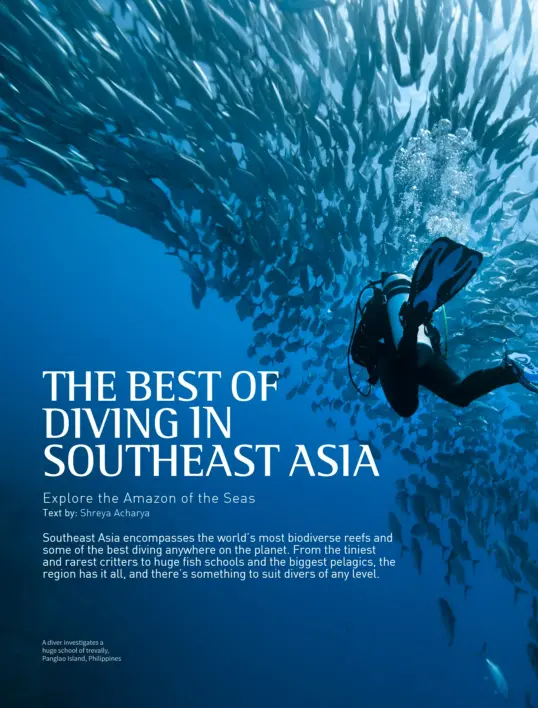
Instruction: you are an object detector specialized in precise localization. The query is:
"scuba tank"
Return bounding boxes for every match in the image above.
[383,274,433,367]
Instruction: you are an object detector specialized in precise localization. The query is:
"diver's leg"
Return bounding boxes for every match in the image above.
[419,355,517,407]
[398,322,420,367]
[377,352,419,418]
[453,365,518,404]
[417,355,462,404]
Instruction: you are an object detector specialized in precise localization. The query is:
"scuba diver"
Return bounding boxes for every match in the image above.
[349,236,538,418]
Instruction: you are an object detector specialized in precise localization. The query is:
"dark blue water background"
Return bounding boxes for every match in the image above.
[1,179,532,707]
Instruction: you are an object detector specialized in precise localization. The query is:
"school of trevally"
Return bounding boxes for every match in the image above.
[3,0,538,699]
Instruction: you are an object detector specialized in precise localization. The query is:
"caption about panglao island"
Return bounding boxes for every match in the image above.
[42,371,379,478]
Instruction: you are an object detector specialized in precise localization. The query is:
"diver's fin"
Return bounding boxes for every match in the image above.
[406,237,483,324]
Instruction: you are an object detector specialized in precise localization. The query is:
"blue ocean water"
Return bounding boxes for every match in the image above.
[2,178,533,707]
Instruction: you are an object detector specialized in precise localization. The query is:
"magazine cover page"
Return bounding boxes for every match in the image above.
[2,0,538,706]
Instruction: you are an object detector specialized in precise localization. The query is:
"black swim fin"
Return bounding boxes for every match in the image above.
[406,237,483,324]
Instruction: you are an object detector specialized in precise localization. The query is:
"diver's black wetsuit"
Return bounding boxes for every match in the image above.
[351,288,517,418]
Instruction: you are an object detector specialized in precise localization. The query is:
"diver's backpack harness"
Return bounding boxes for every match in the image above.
[347,274,449,397]
[347,277,384,397]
